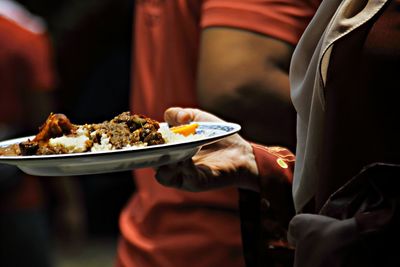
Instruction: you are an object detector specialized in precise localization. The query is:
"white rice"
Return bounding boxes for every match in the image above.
[91,133,113,152]
[158,124,203,144]
[48,126,91,153]
[49,133,89,153]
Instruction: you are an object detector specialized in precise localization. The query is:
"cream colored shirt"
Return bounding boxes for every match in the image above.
[290,0,389,212]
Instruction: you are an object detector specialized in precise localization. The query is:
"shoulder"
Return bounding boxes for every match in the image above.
[201,0,322,46]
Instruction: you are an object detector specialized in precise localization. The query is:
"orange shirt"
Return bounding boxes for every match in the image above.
[0,16,55,211]
[118,1,319,267]
[0,16,54,125]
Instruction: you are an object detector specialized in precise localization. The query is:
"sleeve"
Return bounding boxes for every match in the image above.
[252,143,295,244]
[239,143,296,266]
[201,0,320,46]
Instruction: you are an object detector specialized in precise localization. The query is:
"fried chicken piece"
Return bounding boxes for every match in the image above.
[34,113,76,142]
[9,111,165,156]
[19,113,77,156]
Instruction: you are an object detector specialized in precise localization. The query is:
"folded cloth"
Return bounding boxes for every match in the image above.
[288,163,400,267]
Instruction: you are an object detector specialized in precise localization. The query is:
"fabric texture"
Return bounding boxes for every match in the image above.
[290,0,389,212]
[0,14,54,211]
[119,1,318,267]
[201,0,320,46]
[288,0,400,266]
[314,0,400,210]
[241,144,295,267]
[289,163,400,267]
[0,16,54,125]
[0,6,54,267]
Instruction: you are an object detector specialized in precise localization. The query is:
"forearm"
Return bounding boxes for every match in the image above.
[198,70,295,143]
[196,27,296,148]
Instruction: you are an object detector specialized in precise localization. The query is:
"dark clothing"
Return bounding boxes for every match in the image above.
[290,163,400,267]
[318,0,400,211]
[240,144,295,267]
[243,0,400,266]
[289,0,400,266]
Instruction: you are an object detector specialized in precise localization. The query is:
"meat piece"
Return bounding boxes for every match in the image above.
[1,111,166,156]
[144,131,165,145]
[17,113,77,155]
[110,111,164,145]
[112,111,160,132]
[19,140,39,156]
[34,113,76,142]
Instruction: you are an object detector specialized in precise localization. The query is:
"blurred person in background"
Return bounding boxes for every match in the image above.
[155,0,400,266]
[117,1,319,267]
[0,0,85,266]
[9,1,136,264]
[0,1,55,266]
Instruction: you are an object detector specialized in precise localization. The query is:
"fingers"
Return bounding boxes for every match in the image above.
[155,159,223,192]
[155,163,184,189]
[164,107,193,126]
[180,162,216,191]
[164,107,226,125]
[155,159,198,190]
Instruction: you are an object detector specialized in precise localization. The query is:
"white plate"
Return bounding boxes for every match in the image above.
[0,122,240,176]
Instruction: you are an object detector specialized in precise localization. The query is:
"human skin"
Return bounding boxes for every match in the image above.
[156,107,260,192]
[158,29,297,193]
[197,27,296,149]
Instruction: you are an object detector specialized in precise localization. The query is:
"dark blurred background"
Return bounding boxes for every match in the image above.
[6,0,136,266]
[20,0,133,121]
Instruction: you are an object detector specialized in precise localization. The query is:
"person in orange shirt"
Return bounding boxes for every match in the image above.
[155,0,400,266]
[117,1,319,267]
[0,6,55,267]
[0,1,84,266]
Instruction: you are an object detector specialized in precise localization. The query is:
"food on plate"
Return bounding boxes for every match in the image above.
[0,112,201,156]
[170,123,199,136]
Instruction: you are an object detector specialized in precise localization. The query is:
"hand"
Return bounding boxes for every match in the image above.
[155,107,259,192]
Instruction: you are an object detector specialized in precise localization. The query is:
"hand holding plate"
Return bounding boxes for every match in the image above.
[156,107,259,192]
